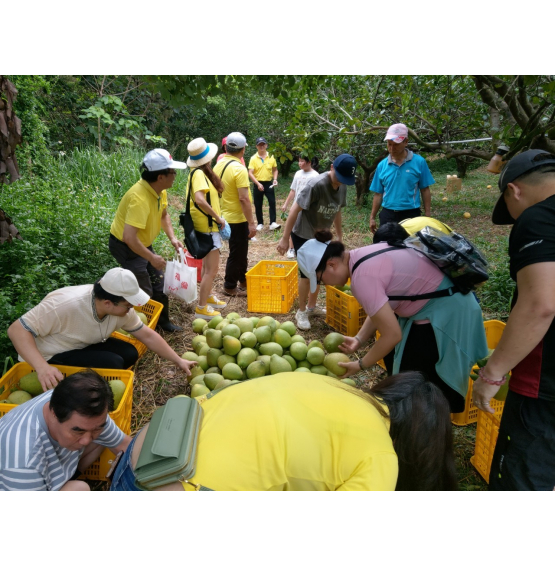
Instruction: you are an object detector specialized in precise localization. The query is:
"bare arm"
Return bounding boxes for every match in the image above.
[334,210,343,242]
[369,193,383,234]
[161,208,183,253]
[7,320,64,391]
[420,187,431,216]
[282,189,295,210]
[122,223,166,271]
[272,167,278,184]
[248,169,263,190]
[277,201,303,255]
[238,187,257,237]
[339,316,377,354]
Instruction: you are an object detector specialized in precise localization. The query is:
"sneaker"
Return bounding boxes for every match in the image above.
[307,306,327,318]
[286,248,296,259]
[207,295,227,308]
[295,309,311,330]
[250,236,257,242]
[269,222,281,230]
[195,305,221,320]
[256,224,264,231]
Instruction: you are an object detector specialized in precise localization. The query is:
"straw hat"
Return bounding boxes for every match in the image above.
[187,138,218,167]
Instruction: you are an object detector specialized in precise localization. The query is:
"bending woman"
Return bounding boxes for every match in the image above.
[297,229,488,413]
[110,372,457,491]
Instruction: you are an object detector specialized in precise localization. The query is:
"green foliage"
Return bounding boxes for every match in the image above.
[427,157,482,176]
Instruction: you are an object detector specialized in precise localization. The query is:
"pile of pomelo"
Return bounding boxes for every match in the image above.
[182,313,356,398]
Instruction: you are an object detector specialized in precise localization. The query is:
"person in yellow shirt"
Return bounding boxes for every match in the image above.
[186,138,227,320]
[109,149,187,332]
[109,371,458,491]
[213,132,257,298]
[248,137,280,231]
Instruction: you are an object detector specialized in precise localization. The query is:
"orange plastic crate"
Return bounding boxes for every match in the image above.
[470,409,502,483]
[0,362,134,481]
[110,299,163,359]
[325,283,366,337]
[246,260,298,314]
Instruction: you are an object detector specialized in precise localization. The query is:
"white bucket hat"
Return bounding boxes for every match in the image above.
[99,268,150,306]
[296,239,330,294]
[187,138,218,168]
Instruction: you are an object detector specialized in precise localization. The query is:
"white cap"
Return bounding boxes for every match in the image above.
[142,149,187,171]
[296,239,330,294]
[99,268,150,306]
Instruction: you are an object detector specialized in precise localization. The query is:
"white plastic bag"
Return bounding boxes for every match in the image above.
[163,248,198,304]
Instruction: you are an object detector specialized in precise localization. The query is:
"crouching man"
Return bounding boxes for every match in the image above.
[0,370,131,491]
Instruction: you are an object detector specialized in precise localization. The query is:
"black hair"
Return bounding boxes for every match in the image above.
[140,166,171,183]
[50,369,114,423]
[368,372,458,491]
[373,222,409,246]
[314,229,345,274]
[93,281,125,305]
[226,145,244,156]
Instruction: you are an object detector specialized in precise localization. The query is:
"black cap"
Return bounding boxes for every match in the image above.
[255,137,268,146]
[492,149,555,225]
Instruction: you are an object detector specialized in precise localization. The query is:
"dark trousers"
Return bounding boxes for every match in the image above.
[48,338,139,369]
[379,207,421,226]
[383,323,465,413]
[109,234,164,297]
[224,221,249,290]
[252,181,277,225]
[489,391,555,491]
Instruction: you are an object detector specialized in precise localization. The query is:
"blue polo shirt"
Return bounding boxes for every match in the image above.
[369,150,435,210]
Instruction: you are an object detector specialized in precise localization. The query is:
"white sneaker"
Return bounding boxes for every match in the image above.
[295,309,311,330]
[269,222,281,230]
[250,236,257,242]
[307,306,327,318]
[286,248,296,259]
[256,224,264,231]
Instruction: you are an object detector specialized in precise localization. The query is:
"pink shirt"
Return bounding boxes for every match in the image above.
[349,243,444,318]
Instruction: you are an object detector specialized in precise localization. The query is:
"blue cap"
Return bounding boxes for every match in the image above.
[332,154,357,185]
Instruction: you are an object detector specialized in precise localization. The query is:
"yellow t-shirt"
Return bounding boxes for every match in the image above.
[213,156,252,224]
[248,153,277,182]
[110,179,168,247]
[399,216,452,236]
[185,373,398,491]
[187,169,221,234]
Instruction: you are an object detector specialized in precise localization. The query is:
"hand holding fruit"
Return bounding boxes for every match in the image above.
[37,364,64,392]
[336,360,359,378]
[338,336,360,355]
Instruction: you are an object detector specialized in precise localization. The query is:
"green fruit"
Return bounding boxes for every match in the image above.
[205,366,221,375]
[259,342,283,357]
[327,371,338,378]
[109,380,126,410]
[324,352,350,376]
[116,328,131,337]
[235,318,254,335]
[207,348,223,368]
[6,390,32,405]
[249,317,260,327]
[310,365,328,375]
[294,367,312,373]
[222,363,243,381]
[216,320,230,331]
[246,360,267,379]
[198,344,210,357]
[222,324,241,339]
[254,326,272,344]
[18,372,43,396]
[197,356,209,371]
[204,374,225,391]
[218,354,236,370]
[192,318,208,333]
[189,375,206,386]
[257,316,278,332]
[274,329,292,349]
[341,378,357,387]
[283,355,297,371]
[214,379,232,390]
[173,394,190,398]
[138,312,149,325]
[493,375,510,402]
[290,335,307,345]
[188,366,205,380]
[191,384,210,398]
[324,332,345,353]
[226,312,241,322]
[306,347,325,366]
[208,315,224,329]
[192,335,207,354]
[240,332,257,349]
[237,348,257,369]
[270,354,292,375]
[307,340,324,351]
[297,360,311,369]
[256,355,271,373]
[206,329,223,349]
[223,336,242,356]
[290,342,308,361]
[181,352,199,362]
[279,321,297,337]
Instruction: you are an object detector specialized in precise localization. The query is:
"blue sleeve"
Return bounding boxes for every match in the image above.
[418,159,435,188]
[369,163,384,194]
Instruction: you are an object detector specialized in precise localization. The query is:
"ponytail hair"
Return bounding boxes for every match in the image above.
[372,222,409,247]
[199,162,225,194]
[314,229,345,274]
[368,372,458,491]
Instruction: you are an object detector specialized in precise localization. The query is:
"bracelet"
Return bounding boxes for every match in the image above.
[354,335,363,346]
[477,367,507,386]
[358,359,366,371]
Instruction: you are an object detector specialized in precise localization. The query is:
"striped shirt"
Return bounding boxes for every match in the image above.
[0,390,124,491]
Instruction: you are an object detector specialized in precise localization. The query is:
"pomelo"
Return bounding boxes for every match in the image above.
[297,360,311,369]
[188,365,205,380]
[341,378,357,387]
[310,365,328,375]
[18,371,43,396]
[274,329,292,349]
[192,335,207,354]
[237,348,257,369]
[222,324,241,339]
[197,355,209,371]
[205,366,221,375]
[257,316,277,332]
[109,380,126,410]
[181,352,199,362]
[240,332,257,349]
[280,321,296,337]
[249,317,260,327]
[307,340,324,351]
[218,354,236,370]
[259,342,283,357]
[204,374,225,391]
[294,367,311,373]
[324,352,350,376]
[283,355,297,371]
[223,336,242,356]
[290,342,308,361]
[198,344,210,357]
[222,363,243,381]
[290,335,307,345]
[207,347,223,368]
[257,355,271,373]
[306,347,325,366]
[191,384,210,398]
[214,379,232,390]
[270,354,292,375]
[192,318,207,334]
[138,312,149,325]
[207,315,224,329]
[323,332,344,353]
[189,375,206,386]
[246,360,267,379]
[226,312,240,322]
[206,329,223,349]
[254,326,272,344]
[215,320,230,331]
[235,318,254,335]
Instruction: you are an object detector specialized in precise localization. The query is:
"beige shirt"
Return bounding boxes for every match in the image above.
[18,285,142,361]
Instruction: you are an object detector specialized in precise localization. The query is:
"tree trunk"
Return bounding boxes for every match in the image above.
[0,76,22,184]
[278,158,293,178]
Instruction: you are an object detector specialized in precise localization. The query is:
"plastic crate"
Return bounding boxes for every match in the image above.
[184,249,202,283]
[246,260,298,314]
[110,299,163,359]
[0,362,134,481]
[470,409,502,483]
[325,282,366,337]
[451,319,506,426]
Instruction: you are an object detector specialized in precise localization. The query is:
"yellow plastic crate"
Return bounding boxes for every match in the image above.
[246,260,298,314]
[325,282,366,337]
[110,299,163,359]
[470,409,502,483]
[0,362,134,481]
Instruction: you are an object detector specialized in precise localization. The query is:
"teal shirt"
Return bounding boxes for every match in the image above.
[393,277,488,397]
